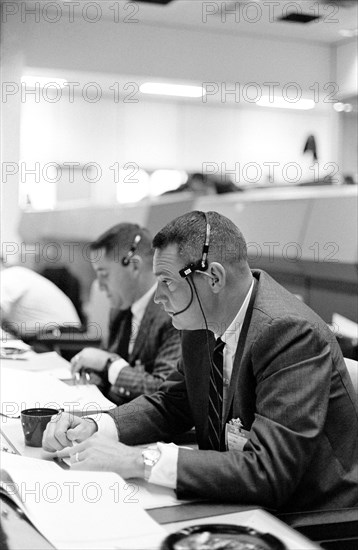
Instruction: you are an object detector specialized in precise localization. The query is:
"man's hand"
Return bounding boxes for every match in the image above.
[71,348,112,374]
[56,434,145,479]
[42,412,97,452]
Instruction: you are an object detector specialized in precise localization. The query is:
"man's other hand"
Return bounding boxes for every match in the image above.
[42,412,98,452]
[71,348,112,374]
[56,434,145,479]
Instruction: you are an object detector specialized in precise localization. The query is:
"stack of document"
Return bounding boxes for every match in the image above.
[0,337,32,360]
[0,452,165,549]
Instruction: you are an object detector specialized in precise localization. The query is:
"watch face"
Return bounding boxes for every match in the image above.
[145,449,160,460]
[143,448,161,465]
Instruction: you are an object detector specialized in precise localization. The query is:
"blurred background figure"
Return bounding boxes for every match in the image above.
[0,258,81,340]
[40,243,85,326]
[303,134,318,162]
[343,174,356,185]
[163,172,240,196]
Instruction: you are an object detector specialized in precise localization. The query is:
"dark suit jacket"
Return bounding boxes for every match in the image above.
[106,295,181,405]
[107,270,358,512]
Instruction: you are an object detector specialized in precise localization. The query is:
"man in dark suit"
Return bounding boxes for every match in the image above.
[44,211,358,513]
[71,223,180,405]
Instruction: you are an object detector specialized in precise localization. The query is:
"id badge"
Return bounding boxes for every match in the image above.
[225,419,250,451]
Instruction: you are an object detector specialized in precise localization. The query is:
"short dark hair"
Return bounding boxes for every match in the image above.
[90,223,153,265]
[153,211,248,267]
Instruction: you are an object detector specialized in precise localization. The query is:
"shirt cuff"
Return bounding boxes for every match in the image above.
[148,442,180,489]
[91,412,119,440]
[108,358,129,385]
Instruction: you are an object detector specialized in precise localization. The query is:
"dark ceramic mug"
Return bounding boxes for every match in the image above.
[21,408,63,447]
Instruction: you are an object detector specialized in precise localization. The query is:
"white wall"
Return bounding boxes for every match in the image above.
[1,17,24,253]
[20,15,331,87]
[335,39,358,97]
[0,7,345,250]
[19,93,336,209]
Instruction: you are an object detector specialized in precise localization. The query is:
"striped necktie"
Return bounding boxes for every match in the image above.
[108,308,132,361]
[208,337,226,451]
[116,308,133,361]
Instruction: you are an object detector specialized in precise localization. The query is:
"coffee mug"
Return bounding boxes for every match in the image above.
[21,408,63,447]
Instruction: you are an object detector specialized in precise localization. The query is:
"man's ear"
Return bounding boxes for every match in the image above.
[129,255,143,274]
[207,262,226,293]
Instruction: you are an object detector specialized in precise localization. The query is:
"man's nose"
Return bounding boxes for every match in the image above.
[154,284,162,304]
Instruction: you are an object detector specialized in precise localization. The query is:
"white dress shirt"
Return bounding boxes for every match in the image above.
[107,284,157,384]
[97,280,254,489]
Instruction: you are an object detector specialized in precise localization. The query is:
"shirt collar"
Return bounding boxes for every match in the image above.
[131,283,157,321]
[215,279,254,352]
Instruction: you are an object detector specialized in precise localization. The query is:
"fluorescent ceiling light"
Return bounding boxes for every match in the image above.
[256,97,315,110]
[140,82,206,98]
[334,102,353,113]
[21,76,68,88]
[334,102,345,112]
[339,28,358,37]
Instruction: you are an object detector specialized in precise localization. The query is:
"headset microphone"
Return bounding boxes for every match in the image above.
[172,212,211,317]
[175,212,217,406]
[171,280,194,317]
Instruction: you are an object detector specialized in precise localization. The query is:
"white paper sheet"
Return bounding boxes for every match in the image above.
[0,452,165,550]
[1,351,72,379]
[332,313,358,340]
[1,368,116,416]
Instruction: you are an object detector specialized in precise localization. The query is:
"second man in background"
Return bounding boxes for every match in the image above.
[71,223,180,405]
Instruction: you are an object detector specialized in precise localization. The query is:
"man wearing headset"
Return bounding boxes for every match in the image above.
[71,223,180,405]
[44,211,357,512]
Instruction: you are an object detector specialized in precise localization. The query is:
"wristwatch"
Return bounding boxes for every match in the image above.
[141,446,161,481]
[103,354,118,381]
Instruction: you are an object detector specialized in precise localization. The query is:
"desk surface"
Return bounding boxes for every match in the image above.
[0,491,319,550]
[2,490,357,550]
[1,354,357,550]
[0,421,320,550]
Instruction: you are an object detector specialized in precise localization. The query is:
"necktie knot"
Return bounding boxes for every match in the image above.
[214,337,225,353]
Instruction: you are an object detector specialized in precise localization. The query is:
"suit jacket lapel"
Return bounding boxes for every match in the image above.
[222,277,259,424]
[222,321,258,424]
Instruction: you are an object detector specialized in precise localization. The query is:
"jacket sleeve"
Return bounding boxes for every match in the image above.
[108,320,181,403]
[106,358,195,446]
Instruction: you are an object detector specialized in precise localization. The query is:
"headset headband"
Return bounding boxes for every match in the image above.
[179,212,211,278]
